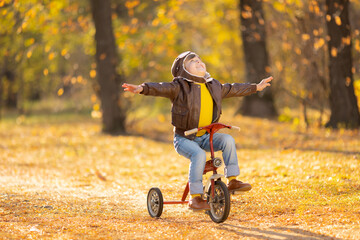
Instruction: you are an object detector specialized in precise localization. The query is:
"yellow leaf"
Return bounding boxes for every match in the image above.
[43,69,49,76]
[241,11,252,19]
[57,88,64,96]
[275,61,283,72]
[27,51,32,58]
[331,47,338,57]
[21,21,27,30]
[355,40,360,52]
[125,0,140,9]
[302,34,310,41]
[131,18,138,25]
[48,52,55,60]
[314,38,325,50]
[90,70,96,78]
[273,2,286,12]
[118,42,125,50]
[258,18,265,25]
[282,42,291,51]
[354,79,360,91]
[308,4,314,13]
[342,36,351,45]
[93,103,100,111]
[61,49,68,56]
[243,4,252,11]
[25,38,35,47]
[292,117,300,126]
[130,27,137,34]
[326,14,331,22]
[71,77,77,84]
[253,32,261,41]
[77,76,83,83]
[335,16,342,26]
[314,5,320,15]
[152,18,160,27]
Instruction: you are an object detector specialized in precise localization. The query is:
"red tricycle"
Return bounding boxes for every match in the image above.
[146,122,240,223]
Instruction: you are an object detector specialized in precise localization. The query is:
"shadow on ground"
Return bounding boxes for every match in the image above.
[217,223,342,240]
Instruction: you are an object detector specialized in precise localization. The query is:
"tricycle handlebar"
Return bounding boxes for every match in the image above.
[184,123,240,136]
[231,126,241,131]
[184,128,199,136]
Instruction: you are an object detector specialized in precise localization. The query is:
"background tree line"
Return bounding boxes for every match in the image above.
[1,0,360,134]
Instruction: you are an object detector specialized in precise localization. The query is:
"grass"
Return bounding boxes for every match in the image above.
[0,106,359,239]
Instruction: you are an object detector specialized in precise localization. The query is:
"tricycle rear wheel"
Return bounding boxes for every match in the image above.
[147,187,163,218]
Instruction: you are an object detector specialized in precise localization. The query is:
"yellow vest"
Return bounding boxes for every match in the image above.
[195,83,213,136]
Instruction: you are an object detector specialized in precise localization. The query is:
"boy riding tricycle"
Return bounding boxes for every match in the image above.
[122,51,272,222]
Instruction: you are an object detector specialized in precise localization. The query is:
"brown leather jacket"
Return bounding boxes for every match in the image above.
[141,77,256,139]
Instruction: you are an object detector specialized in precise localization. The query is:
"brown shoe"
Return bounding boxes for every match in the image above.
[227,179,252,192]
[189,196,210,210]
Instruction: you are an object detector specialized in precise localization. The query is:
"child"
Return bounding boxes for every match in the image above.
[122,51,272,210]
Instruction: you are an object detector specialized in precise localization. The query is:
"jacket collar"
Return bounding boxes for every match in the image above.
[174,75,213,83]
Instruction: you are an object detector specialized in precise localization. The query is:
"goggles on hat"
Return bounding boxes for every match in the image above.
[176,51,193,60]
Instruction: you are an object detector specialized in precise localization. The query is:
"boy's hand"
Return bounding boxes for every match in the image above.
[122,83,143,94]
[256,76,273,91]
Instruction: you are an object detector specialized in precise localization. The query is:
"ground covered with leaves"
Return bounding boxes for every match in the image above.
[1,111,359,239]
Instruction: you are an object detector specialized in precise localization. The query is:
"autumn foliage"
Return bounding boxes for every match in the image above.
[1,0,360,121]
[1,0,360,239]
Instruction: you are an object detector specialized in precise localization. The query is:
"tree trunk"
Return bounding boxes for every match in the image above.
[325,0,360,128]
[0,66,3,120]
[237,0,277,118]
[90,0,126,134]
[4,70,17,108]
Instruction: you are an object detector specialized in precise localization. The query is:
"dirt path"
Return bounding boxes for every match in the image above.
[1,166,356,239]
[1,119,359,239]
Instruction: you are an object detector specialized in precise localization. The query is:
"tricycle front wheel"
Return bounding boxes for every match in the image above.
[207,180,230,223]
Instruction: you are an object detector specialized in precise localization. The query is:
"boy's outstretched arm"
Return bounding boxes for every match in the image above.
[256,76,273,91]
[122,83,143,94]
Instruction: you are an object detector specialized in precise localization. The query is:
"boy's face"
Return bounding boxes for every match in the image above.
[184,56,206,77]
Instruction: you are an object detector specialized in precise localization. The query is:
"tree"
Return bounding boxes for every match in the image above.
[325,0,360,128]
[237,0,277,118]
[90,0,126,134]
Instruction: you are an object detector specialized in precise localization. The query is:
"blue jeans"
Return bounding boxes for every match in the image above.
[173,133,240,195]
